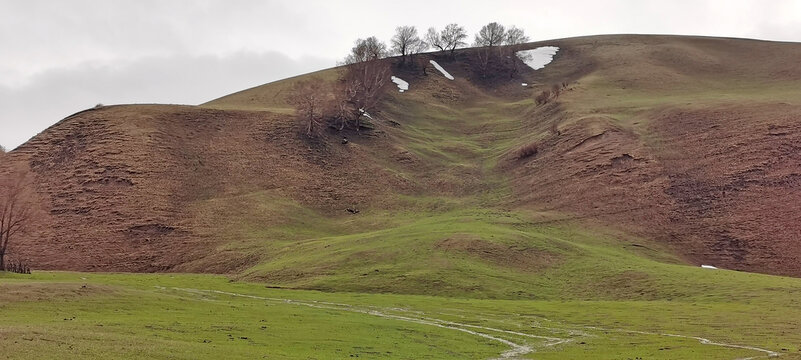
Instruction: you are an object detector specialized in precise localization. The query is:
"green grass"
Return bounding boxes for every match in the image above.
[2,270,800,359]
[4,204,800,359]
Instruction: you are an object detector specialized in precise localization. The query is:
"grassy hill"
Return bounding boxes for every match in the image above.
[3,34,801,359]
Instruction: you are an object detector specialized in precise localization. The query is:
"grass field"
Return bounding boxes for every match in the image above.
[2,268,800,359]
[3,205,801,359]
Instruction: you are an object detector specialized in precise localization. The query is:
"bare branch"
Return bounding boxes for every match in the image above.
[505,26,530,45]
[286,77,330,137]
[391,26,427,64]
[441,23,468,57]
[474,22,506,47]
[0,164,35,271]
[425,27,445,52]
[343,37,388,65]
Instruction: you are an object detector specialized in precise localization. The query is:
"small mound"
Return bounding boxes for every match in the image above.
[435,234,557,272]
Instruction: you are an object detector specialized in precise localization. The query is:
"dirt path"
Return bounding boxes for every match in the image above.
[583,326,780,359]
[160,286,780,360]
[161,286,563,359]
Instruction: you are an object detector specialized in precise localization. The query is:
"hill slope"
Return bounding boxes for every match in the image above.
[7,34,801,294]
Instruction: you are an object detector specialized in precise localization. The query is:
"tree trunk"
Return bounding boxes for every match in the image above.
[0,251,5,272]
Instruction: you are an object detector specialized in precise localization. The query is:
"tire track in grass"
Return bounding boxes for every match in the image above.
[159,287,780,359]
[160,287,566,359]
[582,326,780,359]
[428,307,781,359]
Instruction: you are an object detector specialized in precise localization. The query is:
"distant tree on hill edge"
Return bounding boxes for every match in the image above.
[391,26,427,65]
[286,77,329,137]
[0,164,34,272]
[505,26,530,45]
[343,37,388,64]
[474,22,506,47]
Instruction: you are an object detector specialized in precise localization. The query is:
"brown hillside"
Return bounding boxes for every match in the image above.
[9,105,417,271]
[7,34,801,278]
[506,35,801,276]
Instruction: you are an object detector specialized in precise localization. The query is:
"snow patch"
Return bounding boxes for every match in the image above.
[359,108,373,120]
[701,265,718,269]
[516,46,559,70]
[391,76,409,92]
[429,60,454,80]
[521,83,528,87]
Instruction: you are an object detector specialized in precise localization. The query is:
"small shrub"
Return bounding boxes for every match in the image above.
[551,84,562,97]
[514,143,538,160]
[549,121,560,136]
[535,90,551,105]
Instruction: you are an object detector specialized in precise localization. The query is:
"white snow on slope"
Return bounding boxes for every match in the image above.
[391,76,409,92]
[359,108,373,119]
[429,60,454,80]
[701,265,718,269]
[516,46,559,70]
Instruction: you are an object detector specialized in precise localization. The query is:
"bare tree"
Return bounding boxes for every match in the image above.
[474,45,493,77]
[335,59,390,130]
[333,38,392,131]
[440,23,468,57]
[0,165,34,272]
[505,26,530,45]
[391,26,426,65]
[501,25,530,78]
[474,22,506,47]
[408,36,429,65]
[425,27,445,52]
[286,78,329,137]
[344,37,388,64]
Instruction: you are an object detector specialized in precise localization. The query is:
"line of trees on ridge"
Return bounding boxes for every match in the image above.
[288,22,532,137]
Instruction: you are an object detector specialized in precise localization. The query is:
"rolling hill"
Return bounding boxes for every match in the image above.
[9,34,801,281]
[3,34,801,359]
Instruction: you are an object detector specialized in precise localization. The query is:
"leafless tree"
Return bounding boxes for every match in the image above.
[505,26,530,45]
[426,23,470,57]
[391,26,427,65]
[500,26,530,78]
[408,37,429,65]
[343,37,388,64]
[425,27,446,52]
[334,59,390,130]
[333,38,393,131]
[473,24,529,78]
[415,55,430,76]
[286,77,329,137]
[551,83,562,98]
[0,164,34,272]
[474,45,494,77]
[474,22,506,47]
[535,90,552,105]
[441,23,468,57]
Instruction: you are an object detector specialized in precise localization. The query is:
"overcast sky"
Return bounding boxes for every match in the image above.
[2,0,800,150]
